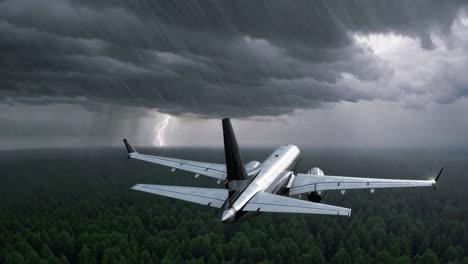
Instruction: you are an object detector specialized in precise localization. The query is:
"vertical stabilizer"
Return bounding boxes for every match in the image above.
[222,118,248,182]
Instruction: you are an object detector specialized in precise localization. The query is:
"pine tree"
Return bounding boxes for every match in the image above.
[139,250,153,264]
[420,249,439,264]
[375,250,393,264]
[40,245,54,259]
[309,246,325,264]
[4,251,25,264]
[208,254,218,264]
[78,244,92,264]
[393,255,410,264]
[331,248,351,264]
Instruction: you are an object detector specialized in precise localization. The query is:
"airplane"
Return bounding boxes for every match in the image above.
[124,118,443,224]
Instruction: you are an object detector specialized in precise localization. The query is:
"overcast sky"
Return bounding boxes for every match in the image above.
[1,0,468,150]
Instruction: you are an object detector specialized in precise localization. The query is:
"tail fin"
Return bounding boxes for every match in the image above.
[222,118,248,181]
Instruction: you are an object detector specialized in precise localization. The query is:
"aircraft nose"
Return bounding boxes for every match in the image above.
[221,209,236,224]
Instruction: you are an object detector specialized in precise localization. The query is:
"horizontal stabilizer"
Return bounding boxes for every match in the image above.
[243,192,351,217]
[131,184,228,208]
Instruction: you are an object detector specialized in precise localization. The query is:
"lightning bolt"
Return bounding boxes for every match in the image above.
[154,114,171,147]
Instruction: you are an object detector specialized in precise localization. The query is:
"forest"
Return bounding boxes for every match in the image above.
[0,147,467,263]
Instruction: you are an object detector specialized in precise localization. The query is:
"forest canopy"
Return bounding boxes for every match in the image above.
[0,148,467,263]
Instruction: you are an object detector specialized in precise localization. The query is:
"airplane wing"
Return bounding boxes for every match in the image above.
[124,139,227,181]
[243,191,351,216]
[131,184,228,208]
[289,168,443,195]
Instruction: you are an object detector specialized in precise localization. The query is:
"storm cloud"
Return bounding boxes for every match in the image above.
[1,0,467,117]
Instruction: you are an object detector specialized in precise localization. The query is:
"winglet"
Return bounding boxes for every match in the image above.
[123,139,137,154]
[432,167,444,190]
[435,167,444,182]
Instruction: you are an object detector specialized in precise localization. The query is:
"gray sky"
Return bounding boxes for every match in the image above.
[1,0,468,149]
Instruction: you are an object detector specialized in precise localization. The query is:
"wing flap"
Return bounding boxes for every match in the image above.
[131,184,228,208]
[129,153,227,180]
[290,174,434,195]
[243,192,351,216]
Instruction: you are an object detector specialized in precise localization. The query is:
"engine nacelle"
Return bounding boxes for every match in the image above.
[245,160,262,177]
[306,167,325,202]
[308,167,324,176]
[307,191,322,202]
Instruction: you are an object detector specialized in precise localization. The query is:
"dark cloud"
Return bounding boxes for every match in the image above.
[0,0,467,117]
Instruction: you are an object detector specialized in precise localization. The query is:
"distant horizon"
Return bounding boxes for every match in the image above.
[2,144,468,152]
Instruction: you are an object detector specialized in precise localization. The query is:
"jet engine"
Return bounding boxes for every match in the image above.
[245,161,262,177]
[305,167,326,203]
[308,167,324,176]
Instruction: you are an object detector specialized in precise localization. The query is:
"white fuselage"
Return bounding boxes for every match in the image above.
[222,144,301,223]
